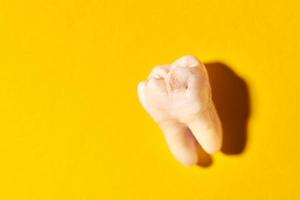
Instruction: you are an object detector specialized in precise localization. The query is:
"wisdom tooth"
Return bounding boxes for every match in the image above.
[137,55,222,166]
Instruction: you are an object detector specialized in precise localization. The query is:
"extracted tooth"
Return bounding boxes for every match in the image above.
[137,55,222,166]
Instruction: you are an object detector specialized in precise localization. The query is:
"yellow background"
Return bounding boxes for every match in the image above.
[1,0,300,199]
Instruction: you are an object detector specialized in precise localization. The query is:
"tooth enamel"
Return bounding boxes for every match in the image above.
[172,54,202,68]
[137,55,222,166]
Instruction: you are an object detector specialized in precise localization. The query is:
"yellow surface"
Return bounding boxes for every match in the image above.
[0,0,300,199]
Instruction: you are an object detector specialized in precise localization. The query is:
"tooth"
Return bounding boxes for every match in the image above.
[137,55,222,166]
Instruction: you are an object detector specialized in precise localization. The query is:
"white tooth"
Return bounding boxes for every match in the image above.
[137,55,222,166]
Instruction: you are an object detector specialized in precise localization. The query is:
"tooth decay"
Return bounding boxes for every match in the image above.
[137,55,222,166]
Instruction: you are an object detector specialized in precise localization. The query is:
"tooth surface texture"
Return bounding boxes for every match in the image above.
[137,55,222,166]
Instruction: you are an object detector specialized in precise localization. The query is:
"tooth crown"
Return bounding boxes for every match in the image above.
[138,61,211,123]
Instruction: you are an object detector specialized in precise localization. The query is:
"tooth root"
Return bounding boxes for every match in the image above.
[186,102,222,154]
[158,120,199,166]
